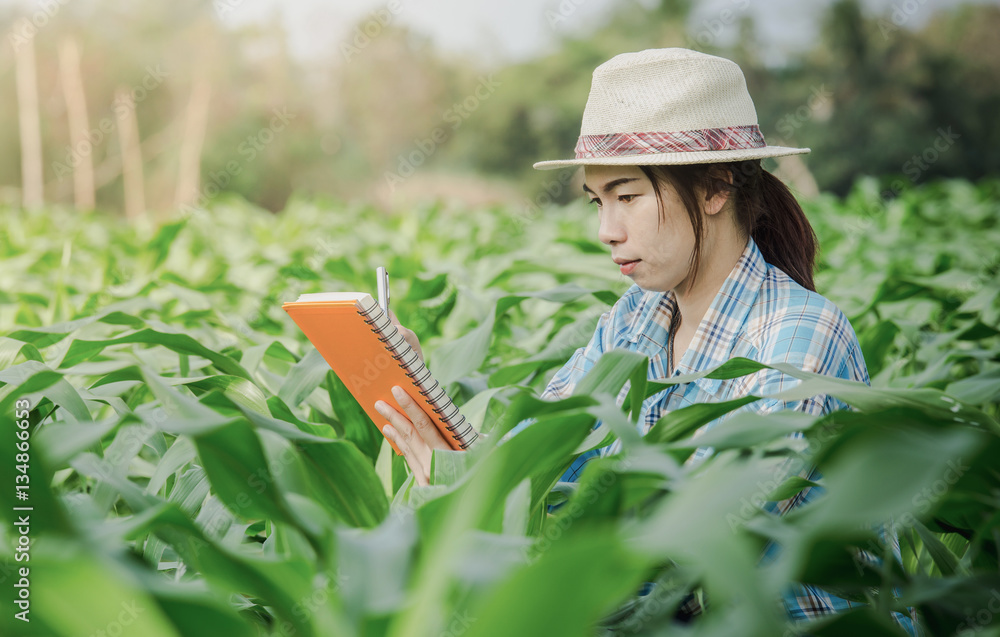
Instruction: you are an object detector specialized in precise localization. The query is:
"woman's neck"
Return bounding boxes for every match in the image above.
[672,227,749,338]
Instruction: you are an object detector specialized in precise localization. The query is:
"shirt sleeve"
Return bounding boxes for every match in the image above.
[746,295,870,417]
[730,295,870,515]
[539,309,613,402]
[743,302,914,632]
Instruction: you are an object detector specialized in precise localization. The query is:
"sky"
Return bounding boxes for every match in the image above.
[208,0,996,67]
[3,0,997,66]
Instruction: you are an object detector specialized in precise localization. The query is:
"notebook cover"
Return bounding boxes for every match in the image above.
[282,299,466,454]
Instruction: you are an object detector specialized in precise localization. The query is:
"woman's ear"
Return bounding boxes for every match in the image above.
[703,168,735,216]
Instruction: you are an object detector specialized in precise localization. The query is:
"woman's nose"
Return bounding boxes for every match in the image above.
[598,209,626,245]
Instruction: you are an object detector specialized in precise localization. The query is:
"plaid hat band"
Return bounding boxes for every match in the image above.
[533,48,809,170]
[574,125,766,159]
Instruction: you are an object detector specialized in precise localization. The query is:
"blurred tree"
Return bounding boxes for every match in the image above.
[754,0,1000,195]
[440,0,692,202]
[0,0,996,212]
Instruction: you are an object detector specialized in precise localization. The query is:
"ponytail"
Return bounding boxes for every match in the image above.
[736,163,817,292]
[641,160,818,292]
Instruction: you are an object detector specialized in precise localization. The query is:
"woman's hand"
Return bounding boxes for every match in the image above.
[375,385,452,486]
[388,309,423,363]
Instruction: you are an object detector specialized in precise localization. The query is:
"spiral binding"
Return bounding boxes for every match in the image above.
[357,299,477,448]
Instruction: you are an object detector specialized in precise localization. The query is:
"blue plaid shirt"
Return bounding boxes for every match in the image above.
[515,236,918,632]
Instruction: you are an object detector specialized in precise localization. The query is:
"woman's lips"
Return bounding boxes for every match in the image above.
[620,260,640,275]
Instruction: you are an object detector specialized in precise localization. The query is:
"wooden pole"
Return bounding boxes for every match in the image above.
[115,86,146,219]
[174,73,211,209]
[58,37,96,210]
[12,26,44,209]
[44,120,178,200]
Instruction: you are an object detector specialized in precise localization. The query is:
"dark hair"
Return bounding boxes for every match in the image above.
[638,160,817,292]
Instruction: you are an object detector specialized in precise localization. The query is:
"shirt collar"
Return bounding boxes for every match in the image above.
[627,235,767,391]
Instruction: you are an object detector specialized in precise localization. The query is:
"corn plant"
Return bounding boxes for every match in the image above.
[1,178,998,637]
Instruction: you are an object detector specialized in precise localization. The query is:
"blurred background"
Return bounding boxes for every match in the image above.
[1,0,998,218]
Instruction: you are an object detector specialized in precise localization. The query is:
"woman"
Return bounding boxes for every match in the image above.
[376,47,855,487]
[373,48,916,632]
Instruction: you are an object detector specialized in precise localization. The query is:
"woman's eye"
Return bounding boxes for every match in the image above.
[619,194,637,203]
[588,198,602,207]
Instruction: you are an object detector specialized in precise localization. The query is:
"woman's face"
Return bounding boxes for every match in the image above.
[583,165,697,294]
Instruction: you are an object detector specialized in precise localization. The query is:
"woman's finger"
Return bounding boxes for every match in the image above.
[383,425,429,486]
[376,398,419,446]
[390,386,451,450]
[387,309,424,362]
[376,399,432,484]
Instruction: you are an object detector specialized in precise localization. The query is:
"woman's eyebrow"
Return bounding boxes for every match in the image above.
[582,177,641,195]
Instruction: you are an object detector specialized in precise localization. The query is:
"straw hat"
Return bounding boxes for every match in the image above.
[533,48,809,170]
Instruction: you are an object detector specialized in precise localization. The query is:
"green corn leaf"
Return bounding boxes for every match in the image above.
[912,520,962,577]
[59,328,252,380]
[463,529,649,637]
[326,368,382,462]
[278,346,328,408]
[0,360,93,422]
[15,537,183,637]
[297,439,389,528]
[191,418,298,526]
[646,395,761,444]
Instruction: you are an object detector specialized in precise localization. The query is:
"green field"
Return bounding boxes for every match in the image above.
[1,176,999,636]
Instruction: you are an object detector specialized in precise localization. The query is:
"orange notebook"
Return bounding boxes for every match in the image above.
[282,292,477,454]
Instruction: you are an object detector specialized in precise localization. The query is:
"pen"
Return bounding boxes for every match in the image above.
[376,266,390,316]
